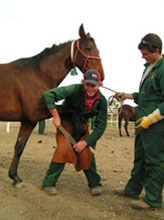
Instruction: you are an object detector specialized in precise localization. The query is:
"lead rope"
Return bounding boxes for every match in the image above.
[102,86,124,115]
[108,94,124,115]
[70,40,76,63]
[70,40,78,75]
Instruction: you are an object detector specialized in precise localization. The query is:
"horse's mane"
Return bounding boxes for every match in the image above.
[12,41,71,70]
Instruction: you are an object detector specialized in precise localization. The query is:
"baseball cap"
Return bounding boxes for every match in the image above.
[138,33,162,50]
[83,69,101,85]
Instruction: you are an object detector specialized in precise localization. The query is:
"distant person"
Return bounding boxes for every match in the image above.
[41,69,108,196]
[38,120,46,135]
[114,33,164,210]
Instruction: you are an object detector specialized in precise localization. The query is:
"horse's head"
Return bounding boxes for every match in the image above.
[71,24,105,81]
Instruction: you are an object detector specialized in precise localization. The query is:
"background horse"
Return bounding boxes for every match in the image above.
[118,104,138,137]
[0,24,104,186]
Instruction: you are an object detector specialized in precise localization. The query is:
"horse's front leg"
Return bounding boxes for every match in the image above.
[8,121,37,187]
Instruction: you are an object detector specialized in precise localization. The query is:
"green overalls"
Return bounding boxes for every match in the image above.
[42,84,108,189]
[38,120,46,134]
[124,57,164,208]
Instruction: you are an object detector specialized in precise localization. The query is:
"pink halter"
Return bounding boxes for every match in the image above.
[72,40,101,72]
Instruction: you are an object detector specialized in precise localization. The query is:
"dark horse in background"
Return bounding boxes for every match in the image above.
[0,24,104,187]
[118,104,138,137]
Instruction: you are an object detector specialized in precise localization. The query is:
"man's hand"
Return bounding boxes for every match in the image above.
[48,108,61,128]
[135,118,145,130]
[136,109,164,130]
[114,92,125,101]
[73,140,88,153]
[52,116,61,128]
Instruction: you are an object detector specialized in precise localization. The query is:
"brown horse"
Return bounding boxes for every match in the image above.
[118,104,138,137]
[0,24,104,186]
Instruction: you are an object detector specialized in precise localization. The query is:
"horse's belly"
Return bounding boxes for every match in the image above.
[0,110,24,121]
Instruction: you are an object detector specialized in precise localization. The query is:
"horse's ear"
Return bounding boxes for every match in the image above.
[87,33,91,38]
[79,24,86,39]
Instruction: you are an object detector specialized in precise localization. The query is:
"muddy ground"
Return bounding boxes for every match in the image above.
[0,120,163,220]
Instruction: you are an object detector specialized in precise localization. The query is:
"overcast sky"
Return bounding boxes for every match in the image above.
[0,0,164,105]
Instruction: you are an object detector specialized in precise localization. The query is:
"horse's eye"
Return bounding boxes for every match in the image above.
[86,47,91,51]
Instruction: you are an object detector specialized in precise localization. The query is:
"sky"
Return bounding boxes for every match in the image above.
[0,0,164,106]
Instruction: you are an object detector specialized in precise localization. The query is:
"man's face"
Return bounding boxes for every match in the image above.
[140,48,158,64]
[83,83,99,98]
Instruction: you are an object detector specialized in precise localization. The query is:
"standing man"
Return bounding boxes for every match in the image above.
[41,69,108,196]
[115,33,164,210]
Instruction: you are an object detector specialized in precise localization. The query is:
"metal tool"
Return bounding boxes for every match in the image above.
[58,125,77,145]
[58,125,95,154]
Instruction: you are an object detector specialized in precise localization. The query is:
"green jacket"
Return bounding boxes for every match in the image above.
[43,84,108,148]
[133,56,164,119]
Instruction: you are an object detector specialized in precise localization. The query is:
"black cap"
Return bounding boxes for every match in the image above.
[138,33,162,50]
[83,69,101,85]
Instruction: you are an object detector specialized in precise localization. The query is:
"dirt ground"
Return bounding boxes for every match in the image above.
[0,120,164,220]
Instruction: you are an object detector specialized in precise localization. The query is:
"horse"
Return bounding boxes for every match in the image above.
[118,104,138,137]
[0,24,104,187]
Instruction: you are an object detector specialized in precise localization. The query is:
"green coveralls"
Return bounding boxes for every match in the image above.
[42,84,108,189]
[38,120,46,134]
[124,57,164,208]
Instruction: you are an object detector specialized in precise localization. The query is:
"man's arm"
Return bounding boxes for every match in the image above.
[48,108,61,128]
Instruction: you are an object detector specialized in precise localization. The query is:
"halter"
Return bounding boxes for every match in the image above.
[70,39,101,72]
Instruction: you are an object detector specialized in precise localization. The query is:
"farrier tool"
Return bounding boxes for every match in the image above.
[58,125,95,154]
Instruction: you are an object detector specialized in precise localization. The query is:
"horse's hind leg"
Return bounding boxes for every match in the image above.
[118,115,122,137]
[8,121,36,186]
[124,120,130,137]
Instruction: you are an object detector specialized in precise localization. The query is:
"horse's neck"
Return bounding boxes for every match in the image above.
[40,42,72,87]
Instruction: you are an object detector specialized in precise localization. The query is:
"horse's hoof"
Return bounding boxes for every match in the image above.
[14,182,27,189]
